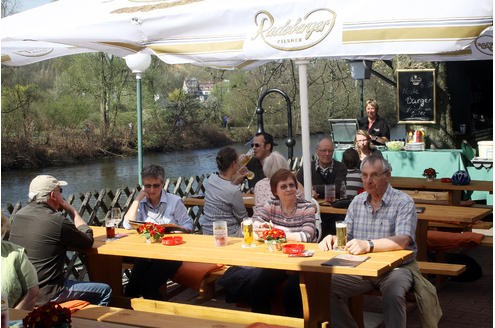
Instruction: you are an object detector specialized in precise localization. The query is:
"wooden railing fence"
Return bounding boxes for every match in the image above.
[3,158,304,282]
[4,157,305,231]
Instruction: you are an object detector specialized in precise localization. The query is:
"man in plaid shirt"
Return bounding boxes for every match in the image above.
[319,155,417,328]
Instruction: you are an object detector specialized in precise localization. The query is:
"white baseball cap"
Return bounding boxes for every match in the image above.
[28,175,68,200]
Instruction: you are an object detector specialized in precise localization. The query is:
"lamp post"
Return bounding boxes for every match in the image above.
[349,60,372,117]
[125,52,152,185]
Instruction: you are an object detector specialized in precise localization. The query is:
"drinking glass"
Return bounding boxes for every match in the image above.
[238,148,254,167]
[106,207,120,239]
[242,218,255,248]
[324,184,336,203]
[335,221,347,250]
[213,220,228,246]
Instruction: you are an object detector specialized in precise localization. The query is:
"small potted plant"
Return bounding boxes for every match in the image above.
[260,227,287,251]
[23,301,71,328]
[137,222,166,243]
[423,168,437,182]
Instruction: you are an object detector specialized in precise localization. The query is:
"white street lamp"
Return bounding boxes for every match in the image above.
[125,52,152,185]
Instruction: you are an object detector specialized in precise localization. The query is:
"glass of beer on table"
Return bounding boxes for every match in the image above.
[335,221,347,250]
[106,207,120,239]
[242,218,255,248]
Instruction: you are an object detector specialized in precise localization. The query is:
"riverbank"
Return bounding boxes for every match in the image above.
[1,126,237,170]
[1,123,304,170]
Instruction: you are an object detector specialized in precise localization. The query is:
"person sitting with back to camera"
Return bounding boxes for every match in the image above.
[200,147,249,237]
[354,129,383,161]
[253,151,304,217]
[123,164,193,300]
[341,148,363,197]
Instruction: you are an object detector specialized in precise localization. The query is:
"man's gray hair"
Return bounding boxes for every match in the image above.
[142,164,165,182]
[263,151,289,178]
[316,137,334,150]
[360,154,392,173]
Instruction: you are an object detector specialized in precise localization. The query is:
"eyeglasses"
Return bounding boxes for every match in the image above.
[361,171,389,180]
[279,183,296,190]
[251,143,264,148]
[143,183,162,189]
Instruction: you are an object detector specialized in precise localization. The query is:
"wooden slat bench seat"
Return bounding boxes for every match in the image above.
[131,298,304,328]
[350,261,466,328]
[417,261,466,276]
[480,235,493,247]
[199,261,465,300]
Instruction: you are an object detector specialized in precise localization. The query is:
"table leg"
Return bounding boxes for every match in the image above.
[415,220,428,261]
[86,253,123,296]
[299,271,331,328]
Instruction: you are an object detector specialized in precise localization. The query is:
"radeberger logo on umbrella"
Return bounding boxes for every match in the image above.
[474,35,493,56]
[252,8,336,51]
[14,48,54,58]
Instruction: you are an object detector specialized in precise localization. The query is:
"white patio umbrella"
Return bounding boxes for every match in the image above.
[2,0,492,198]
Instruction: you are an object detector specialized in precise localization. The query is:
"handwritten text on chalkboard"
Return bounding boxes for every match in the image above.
[397,69,436,123]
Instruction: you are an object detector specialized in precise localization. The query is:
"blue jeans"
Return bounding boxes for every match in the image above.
[52,279,112,306]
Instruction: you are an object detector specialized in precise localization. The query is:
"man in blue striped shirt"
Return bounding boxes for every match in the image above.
[319,155,417,328]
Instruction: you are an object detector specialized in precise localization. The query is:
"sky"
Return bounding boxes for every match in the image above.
[17,0,51,12]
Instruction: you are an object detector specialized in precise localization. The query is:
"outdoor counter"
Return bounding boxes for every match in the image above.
[334,149,492,204]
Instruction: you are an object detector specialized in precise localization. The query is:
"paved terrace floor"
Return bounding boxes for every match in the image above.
[165,246,492,328]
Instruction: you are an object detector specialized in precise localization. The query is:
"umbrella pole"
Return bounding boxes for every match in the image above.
[296,59,312,201]
[136,73,144,186]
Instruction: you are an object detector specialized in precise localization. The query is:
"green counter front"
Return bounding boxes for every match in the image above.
[334,149,492,204]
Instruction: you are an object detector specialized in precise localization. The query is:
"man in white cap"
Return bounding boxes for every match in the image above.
[9,175,112,306]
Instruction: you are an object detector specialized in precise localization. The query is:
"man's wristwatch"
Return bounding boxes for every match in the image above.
[367,240,374,253]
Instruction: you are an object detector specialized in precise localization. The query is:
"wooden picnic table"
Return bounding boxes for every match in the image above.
[390,177,493,205]
[183,196,492,261]
[85,226,413,328]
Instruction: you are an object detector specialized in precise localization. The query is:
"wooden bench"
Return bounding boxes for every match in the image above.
[198,261,465,301]
[480,235,493,247]
[131,298,304,327]
[349,261,465,328]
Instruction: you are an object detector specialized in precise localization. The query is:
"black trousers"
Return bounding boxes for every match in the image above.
[125,259,182,300]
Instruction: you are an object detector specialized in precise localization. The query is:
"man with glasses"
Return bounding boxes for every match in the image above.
[123,164,193,299]
[319,155,420,328]
[9,175,112,306]
[246,132,276,189]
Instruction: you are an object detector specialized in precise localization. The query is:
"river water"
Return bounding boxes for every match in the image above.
[1,134,324,210]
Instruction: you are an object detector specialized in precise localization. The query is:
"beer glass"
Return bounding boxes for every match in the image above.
[242,218,255,248]
[238,148,254,167]
[246,170,255,180]
[335,221,347,250]
[213,220,228,246]
[325,184,336,203]
[106,207,120,239]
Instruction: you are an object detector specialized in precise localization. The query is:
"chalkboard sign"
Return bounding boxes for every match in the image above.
[397,69,436,124]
